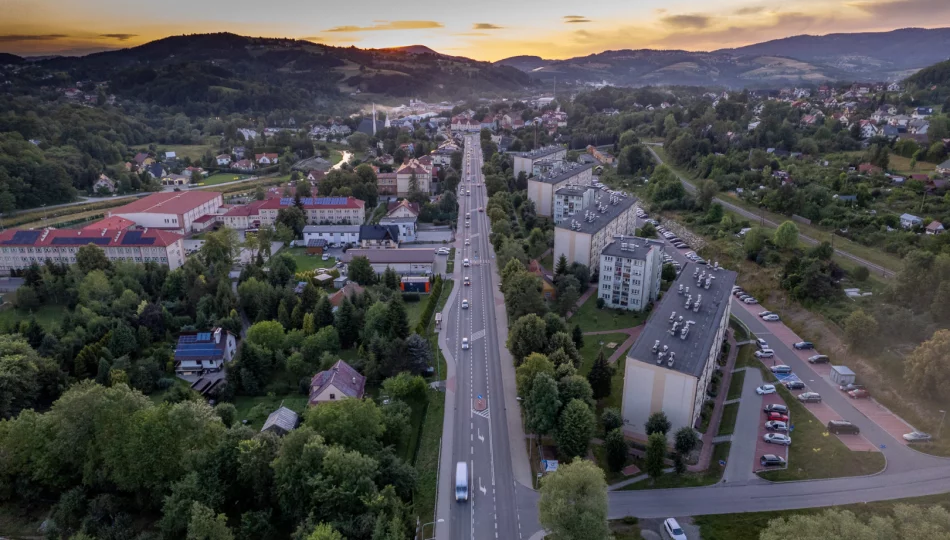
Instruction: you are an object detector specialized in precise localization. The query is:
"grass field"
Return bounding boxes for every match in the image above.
[412,389,446,527]
[195,172,252,186]
[727,370,745,401]
[232,393,309,430]
[579,333,629,376]
[133,140,220,161]
[621,443,730,490]
[405,296,428,328]
[570,294,649,333]
[283,247,337,272]
[0,303,65,330]
[718,403,739,436]
[889,154,937,174]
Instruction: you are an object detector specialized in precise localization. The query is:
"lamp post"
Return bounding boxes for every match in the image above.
[421,518,444,540]
[937,410,947,440]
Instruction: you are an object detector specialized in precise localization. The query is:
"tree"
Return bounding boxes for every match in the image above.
[556,285,580,317]
[515,353,554,399]
[555,399,595,459]
[602,408,622,435]
[571,324,584,350]
[743,227,770,259]
[347,132,369,152]
[645,411,671,436]
[904,329,950,399]
[697,179,718,210]
[538,459,610,540]
[381,372,428,402]
[644,432,667,481]
[853,265,870,282]
[760,504,950,540]
[604,428,628,472]
[335,297,360,348]
[640,221,657,238]
[674,426,699,457]
[504,272,547,320]
[555,254,568,276]
[276,206,306,237]
[773,221,800,250]
[347,256,376,285]
[382,267,400,290]
[507,314,547,365]
[76,244,111,273]
[187,502,234,540]
[304,398,384,454]
[214,402,236,427]
[844,309,878,352]
[587,347,613,400]
[405,333,433,374]
[662,263,677,282]
[305,524,345,540]
[314,295,335,329]
[386,298,410,340]
[246,320,285,352]
[525,373,561,436]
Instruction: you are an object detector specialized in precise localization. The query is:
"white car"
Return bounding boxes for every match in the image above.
[462,299,469,309]
[663,518,687,540]
[756,384,776,395]
[762,314,781,322]
[758,311,773,317]
[765,420,788,432]
[461,337,469,350]
[763,433,792,446]
[463,258,471,267]
[756,338,768,349]
[464,239,470,246]
[755,349,775,359]
[321,254,330,261]
[743,297,758,304]
[437,247,450,255]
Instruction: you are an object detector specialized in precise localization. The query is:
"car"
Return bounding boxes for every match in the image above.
[321,254,331,261]
[764,404,789,414]
[766,411,790,422]
[738,294,751,301]
[763,314,781,322]
[437,247,450,255]
[763,433,792,446]
[461,299,469,309]
[335,261,344,268]
[756,384,776,395]
[743,297,758,304]
[839,383,866,392]
[464,276,471,286]
[663,518,688,540]
[478,207,484,212]
[758,311,774,317]
[756,338,769,349]
[465,221,470,228]
[755,349,775,359]
[464,239,470,246]
[765,420,789,432]
[463,258,471,267]
[461,337,469,350]
[798,392,822,403]
[695,258,707,265]
[793,341,815,350]
[733,289,745,297]
[827,420,860,435]
[771,364,792,374]
[760,454,787,467]
[849,389,871,399]
[903,431,933,443]
[784,380,806,390]
[808,354,830,364]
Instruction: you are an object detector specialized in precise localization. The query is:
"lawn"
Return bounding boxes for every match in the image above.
[446,248,456,274]
[195,172,252,186]
[569,294,649,333]
[621,443,730,490]
[133,140,220,161]
[412,389,445,527]
[727,370,745,401]
[578,332,629,376]
[405,296,428,328]
[231,393,310,430]
[718,403,739,436]
[283,247,336,272]
[609,518,642,540]
[889,153,937,174]
[757,383,885,481]
[0,303,65,331]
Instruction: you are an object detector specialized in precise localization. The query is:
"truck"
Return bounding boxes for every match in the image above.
[455,461,469,502]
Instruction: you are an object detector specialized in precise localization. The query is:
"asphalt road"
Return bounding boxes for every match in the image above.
[644,145,895,278]
[435,135,534,540]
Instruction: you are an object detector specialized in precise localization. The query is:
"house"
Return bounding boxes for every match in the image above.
[233,159,256,172]
[527,260,557,300]
[93,174,116,194]
[174,328,238,395]
[184,166,206,178]
[306,170,326,183]
[329,281,365,308]
[256,153,279,165]
[386,200,421,218]
[937,159,950,176]
[359,225,400,248]
[341,248,437,276]
[133,152,154,167]
[261,406,299,436]
[379,216,417,243]
[161,173,190,186]
[394,159,432,196]
[900,213,924,229]
[926,221,945,235]
[233,146,247,159]
[306,238,328,255]
[303,224,361,246]
[164,151,177,160]
[309,360,366,405]
[146,163,166,179]
[216,154,232,166]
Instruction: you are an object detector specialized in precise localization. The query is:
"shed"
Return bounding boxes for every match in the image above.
[333,276,348,289]
[314,273,334,287]
[830,366,856,386]
[261,406,299,436]
[307,238,327,255]
[401,276,431,293]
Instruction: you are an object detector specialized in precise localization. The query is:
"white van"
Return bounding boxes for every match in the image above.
[455,462,469,501]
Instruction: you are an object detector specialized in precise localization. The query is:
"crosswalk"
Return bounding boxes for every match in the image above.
[473,408,490,419]
[471,329,486,341]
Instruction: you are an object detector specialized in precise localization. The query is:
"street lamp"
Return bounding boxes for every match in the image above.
[421,518,444,540]
[937,410,947,440]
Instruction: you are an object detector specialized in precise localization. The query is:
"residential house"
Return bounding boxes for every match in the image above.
[216,154,232,166]
[377,172,398,195]
[183,166,206,178]
[133,152,154,167]
[256,153,279,165]
[937,159,950,176]
[926,221,945,235]
[387,200,420,218]
[379,215,417,243]
[233,159,256,172]
[93,174,116,194]
[900,213,924,229]
[308,360,366,405]
[359,225,400,248]
[162,173,189,186]
[598,236,665,312]
[146,163,166,179]
[232,147,247,159]
[164,151,177,160]
[329,281,365,308]
[306,170,326,183]
[174,328,238,395]
[393,159,432,197]
[261,406,299,436]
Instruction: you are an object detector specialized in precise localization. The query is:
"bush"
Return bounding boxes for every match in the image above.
[596,297,605,309]
[853,266,870,282]
[402,292,421,302]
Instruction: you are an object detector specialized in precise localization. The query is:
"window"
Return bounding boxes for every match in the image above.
[329,393,336,400]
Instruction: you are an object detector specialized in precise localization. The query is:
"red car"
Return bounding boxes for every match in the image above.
[849,389,871,399]
[766,411,790,422]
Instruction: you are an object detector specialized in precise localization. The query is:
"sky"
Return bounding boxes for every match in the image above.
[2,0,950,60]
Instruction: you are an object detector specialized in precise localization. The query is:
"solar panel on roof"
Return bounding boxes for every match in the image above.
[197,332,211,341]
[51,237,111,246]
[5,230,41,245]
[120,231,155,245]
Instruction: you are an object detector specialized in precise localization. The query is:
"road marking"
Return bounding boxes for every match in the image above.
[471,329,486,341]
[479,477,487,495]
[478,428,484,443]
[474,408,490,419]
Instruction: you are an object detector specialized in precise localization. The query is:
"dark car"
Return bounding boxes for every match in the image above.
[849,389,871,399]
[827,420,860,435]
[764,404,789,414]
[808,354,830,364]
[793,341,815,350]
[784,380,806,390]
[760,454,787,467]
[798,392,822,403]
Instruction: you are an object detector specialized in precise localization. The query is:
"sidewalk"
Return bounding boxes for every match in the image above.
[687,330,739,473]
[565,286,596,319]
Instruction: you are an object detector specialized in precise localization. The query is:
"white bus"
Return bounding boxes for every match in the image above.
[455,461,469,502]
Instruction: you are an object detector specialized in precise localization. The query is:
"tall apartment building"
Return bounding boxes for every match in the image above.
[553,184,596,225]
[527,162,595,216]
[621,263,737,441]
[511,145,567,177]
[598,236,665,312]
[553,193,638,272]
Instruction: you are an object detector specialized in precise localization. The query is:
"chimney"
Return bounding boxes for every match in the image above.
[214,328,221,344]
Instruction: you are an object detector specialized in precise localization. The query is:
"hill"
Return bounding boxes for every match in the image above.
[904,58,950,105]
[496,27,950,88]
[0,53,23,65]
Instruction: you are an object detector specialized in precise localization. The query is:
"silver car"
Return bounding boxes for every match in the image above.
[763,433,792,446]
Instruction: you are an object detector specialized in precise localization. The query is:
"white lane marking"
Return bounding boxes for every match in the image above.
[478,428,484,443]
[479,477,487,495]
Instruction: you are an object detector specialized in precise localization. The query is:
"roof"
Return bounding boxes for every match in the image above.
[341,248,436,264]
[329,281,365,307]
[309,360,366,403]
[193,214,216,224]
[261,406,299,433]
[307,238,328,247]
[555,193,637,235]
[174,329,231,362]
[360,225,399,242]
[601,236,665,261]
[380,216,417,224]
[938,159,950,169]
[303,224,361,234]
[555,184,594,197]
[927,221,944,231]
[511,145,565,160]
[111,191,221,216]
[900,213,922,221]
[82,216,135,230]
[0,227,183,248]
[832,365,855,376]
[531,162,595,185]
[223,200,268,217]
[387,200,420,216]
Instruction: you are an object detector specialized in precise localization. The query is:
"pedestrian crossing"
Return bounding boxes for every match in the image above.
[473,408,490,419]
[471,329,486,341]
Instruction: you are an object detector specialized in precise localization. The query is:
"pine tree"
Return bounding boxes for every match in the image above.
[382,267,400,290]
[302,313,316,336]
[314,296,334,329]
[555,254,568,276]
[386,298,410,340]
[645,432,667,481]
[604,428,628,472]
[277,299,292,329]
[587,347,613,399]
[335,297,360,348]
[571,324,584,350]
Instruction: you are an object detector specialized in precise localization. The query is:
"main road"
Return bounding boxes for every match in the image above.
[434,135,539,540]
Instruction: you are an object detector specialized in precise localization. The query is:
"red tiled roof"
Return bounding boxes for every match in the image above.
[329,281,365,307]
[110,192,221,216]
[193,214,216,223]
[82,216,135,230]
[223,200,269,217]
[256,153,279,160]
[0,227,183,248]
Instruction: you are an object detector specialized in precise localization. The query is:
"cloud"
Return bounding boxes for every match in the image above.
[98,33,137,41]
[0,34,68,43]
[661,14,712,29]
[734,6,765,15]
[848,0,950,17]
[473,23,503,30]
[655,8,668,15]
[324,20,443,32]
[455,32,491,37]
[563,15,591,23]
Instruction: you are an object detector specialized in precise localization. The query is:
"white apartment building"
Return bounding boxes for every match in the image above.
[511,146,568,178]
[303,225,361,246]
[553,193,638,272]
[598,236,665,312]
[553,184,596,225]
[528,162,595,217]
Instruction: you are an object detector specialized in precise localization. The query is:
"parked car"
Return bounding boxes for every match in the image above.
[755,349,775,359]
[766,411,790,422]
[764,404,789,414]
[762,314,781,322]
[827,420,860,435]
[756,384,776,395]
[763,433,792,446]
[770,364,792,374]
[760,454,787,467]
[437,247,450,255]
[743,297,759,304]
[798,392,822,403]
[758,311,774,318]
[903,431,933,443]
[808,354,830,364]
[784,380,806,390]
[663,518,688,540]
[733,289,745,297]
[849,389,871,399]
[756,338,769,349]
[839,383,866,392]
[765,420,789,432]
[793,341,815,350]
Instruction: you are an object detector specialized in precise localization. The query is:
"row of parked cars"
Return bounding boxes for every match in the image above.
[656,225,696,253]
[731,285,759,305]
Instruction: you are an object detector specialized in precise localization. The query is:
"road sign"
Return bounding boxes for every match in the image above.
[477,394,483,400]
[789,424,795,432]
[719,460,726,466]
[880,444,887,449]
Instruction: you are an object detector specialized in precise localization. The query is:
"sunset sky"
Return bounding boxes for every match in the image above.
[2,0,949,60]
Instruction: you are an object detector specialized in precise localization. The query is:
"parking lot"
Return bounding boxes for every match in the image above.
[754,391,790,472]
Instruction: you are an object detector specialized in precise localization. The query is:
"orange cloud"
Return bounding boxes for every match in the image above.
[473,23,503,30]
[324,20,443,32]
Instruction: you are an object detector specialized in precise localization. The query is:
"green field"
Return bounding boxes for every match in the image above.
[727,370,745,401]
[133,140,220,161]
[0,303,65,331]
[718,403,739,436]
[405,296,428,328]
[412,389,445,527]
[195,172,252,186]
[570,294,649,333]
[578,333,629,375]
[283,247,337,272]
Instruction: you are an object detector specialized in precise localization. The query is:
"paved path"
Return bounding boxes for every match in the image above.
[688,332,739,472]
[722,367,764,483]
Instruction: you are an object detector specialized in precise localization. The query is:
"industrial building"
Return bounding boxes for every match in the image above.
[341,248,437,276]
[108,191,223,234]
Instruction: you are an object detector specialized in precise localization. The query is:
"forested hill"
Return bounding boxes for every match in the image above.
[32,33,533,114]
[903,58,950,107]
